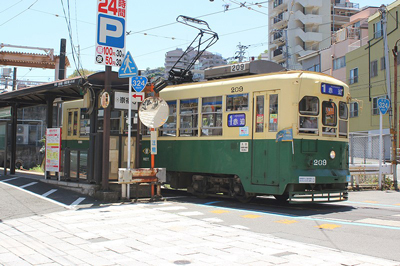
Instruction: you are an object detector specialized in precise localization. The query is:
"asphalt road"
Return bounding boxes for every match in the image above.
[1,174,399,262]
[158,190,400,261]
[0,175,99,221]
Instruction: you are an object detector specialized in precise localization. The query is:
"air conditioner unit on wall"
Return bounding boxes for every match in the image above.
[17,125,29,145]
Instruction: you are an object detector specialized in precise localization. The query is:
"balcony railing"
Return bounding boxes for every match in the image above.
[273,0,283,8]
[273,13,284,24]
[273,48,283,57]
[334,2,359,9]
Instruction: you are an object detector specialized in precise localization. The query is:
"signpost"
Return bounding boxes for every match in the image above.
[378,98,390,189]
[118,51,139,199]
[95,0,126,67]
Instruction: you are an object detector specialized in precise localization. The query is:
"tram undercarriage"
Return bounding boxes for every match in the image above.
[168,172,255,203]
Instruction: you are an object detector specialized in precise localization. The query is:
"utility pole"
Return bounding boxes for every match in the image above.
[235,43,248,62]
[284,29,289,69]
[381,5,396,189]
[393,40,400,191]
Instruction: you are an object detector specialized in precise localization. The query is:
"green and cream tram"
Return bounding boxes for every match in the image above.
[141,67,350,203]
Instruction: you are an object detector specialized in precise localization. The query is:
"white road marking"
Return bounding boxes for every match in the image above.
[42,189,58,197]
[202,218,224,223]
[155,206,187,211]
[70,197,86,207]
[20,182,38,188]
[178,211,204,216]
[231,225,250,230]
[0,181,72,209]
[356,218,400,228]
[1,177,19,182]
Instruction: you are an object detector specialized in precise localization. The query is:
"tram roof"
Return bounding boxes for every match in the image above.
[0,71,129,109]
[162,70,348,92]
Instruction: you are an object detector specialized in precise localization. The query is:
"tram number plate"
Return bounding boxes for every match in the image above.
[299,176,315,183]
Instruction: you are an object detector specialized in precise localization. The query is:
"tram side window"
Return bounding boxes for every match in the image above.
[268,94,278,132]
[322,101,337,136]
[201,96,223,136]
[299,96,319,134]
[159,101,177,137]
[255,96,264,133]
[180,99,198,137]
[339,101,348,138]
[226,94,249,111]
[67,109,79,137]
[80,108,90,137]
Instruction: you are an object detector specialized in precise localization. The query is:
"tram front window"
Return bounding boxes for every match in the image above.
[322,101,337,136]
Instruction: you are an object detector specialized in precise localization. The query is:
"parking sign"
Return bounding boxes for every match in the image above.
[95,0,126,67]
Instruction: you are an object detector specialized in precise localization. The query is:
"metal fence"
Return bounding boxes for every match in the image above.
[349,132,391,164]
[348,132,395,189]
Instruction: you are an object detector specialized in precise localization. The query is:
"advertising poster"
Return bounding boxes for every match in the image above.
[45,128,62,172]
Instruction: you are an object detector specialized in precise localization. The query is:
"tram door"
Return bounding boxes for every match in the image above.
[251,91,280,186]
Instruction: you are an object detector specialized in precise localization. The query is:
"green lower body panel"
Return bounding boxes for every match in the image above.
[140,138,349,202]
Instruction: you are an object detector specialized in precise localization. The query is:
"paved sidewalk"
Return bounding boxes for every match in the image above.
[0,202,399,266]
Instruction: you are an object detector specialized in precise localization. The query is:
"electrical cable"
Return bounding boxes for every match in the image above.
[0,0,38,27]
[0,0,24,14]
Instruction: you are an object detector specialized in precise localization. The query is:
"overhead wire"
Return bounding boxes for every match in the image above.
[0,0,25,14]
[0,0,38,27]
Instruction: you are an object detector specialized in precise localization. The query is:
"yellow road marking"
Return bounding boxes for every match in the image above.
[363,201,378,204]
[241,214,262,219]
[275,219,299,224]
[315,224,341,230]
[210,210,230,214]
[395,203,400,206]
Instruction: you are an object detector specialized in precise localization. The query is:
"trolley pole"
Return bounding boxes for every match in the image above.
[393,40,399,191]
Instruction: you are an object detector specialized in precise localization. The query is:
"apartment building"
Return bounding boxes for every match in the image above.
[268,0,360,70]
[298,6,378,83]
[164,48,226,78]
[346,0,400,134]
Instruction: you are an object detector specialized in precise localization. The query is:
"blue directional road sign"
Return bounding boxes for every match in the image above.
[377,98,390,115]
[131,76,148,92]
[118,51,138,78]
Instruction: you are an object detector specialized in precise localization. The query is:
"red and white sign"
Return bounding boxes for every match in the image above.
[95,0,127,67]
[45,128,62,172]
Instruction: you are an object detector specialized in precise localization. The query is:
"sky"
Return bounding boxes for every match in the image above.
[0,0,396,84]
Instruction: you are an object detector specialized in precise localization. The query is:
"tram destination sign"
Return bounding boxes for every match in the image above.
[95,0,126,67]
[321,83,344,97]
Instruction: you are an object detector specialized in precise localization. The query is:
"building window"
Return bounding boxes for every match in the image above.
[350,102,359,117]
[370,60,378,77]
[381,57,386,70]
[333,56,346,70]
[349,68,358,84]
[372,96,386,115]
[374,21,383,39]
[307,64,320,72]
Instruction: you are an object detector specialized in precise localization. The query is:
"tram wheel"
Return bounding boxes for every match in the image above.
[235,193,255,203]
[232,179,254,203]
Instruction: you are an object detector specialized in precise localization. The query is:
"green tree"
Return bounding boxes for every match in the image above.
[258,49,268,60]
[68,69,96,78]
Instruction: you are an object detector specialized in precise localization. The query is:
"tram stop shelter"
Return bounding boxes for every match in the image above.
[0,71,139,194]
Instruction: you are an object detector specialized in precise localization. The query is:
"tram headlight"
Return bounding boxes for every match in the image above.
[330,150,336,159]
